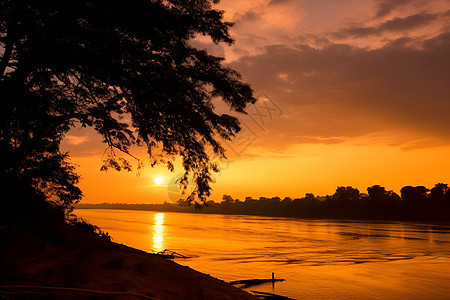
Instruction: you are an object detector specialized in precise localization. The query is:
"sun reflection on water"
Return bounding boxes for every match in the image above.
[152,213,165,252]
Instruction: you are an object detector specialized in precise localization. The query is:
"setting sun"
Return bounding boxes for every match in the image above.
[154,177,164,185]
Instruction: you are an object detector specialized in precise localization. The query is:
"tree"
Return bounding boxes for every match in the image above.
[221,194,234,204]
[330,186,360,211]
[0,0,255,213]
[400,186,428,207]
[428,183,449,208]
[367,185,401,210]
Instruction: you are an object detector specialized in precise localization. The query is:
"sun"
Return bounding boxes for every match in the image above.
[154,177,164,185]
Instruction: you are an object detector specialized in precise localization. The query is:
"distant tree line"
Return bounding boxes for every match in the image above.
[77,183,450,222]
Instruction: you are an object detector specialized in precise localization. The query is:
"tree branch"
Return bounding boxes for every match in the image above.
[0,27,15,80]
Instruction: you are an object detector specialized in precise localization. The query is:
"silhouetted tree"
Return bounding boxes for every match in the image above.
[221,194,234,204]
[0,0,254,213]
[429,183,449,208]
[281,197,292,203]
[367,185,387,201]
[400,186,428,208]
[290,193,320,216]
[244,197,255,203]
[367,185,401,211]
[79,183,450,220]
[328,186,360,211]
[304,193,315,200]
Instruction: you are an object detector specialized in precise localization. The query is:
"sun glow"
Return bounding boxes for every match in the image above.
[154,177,164,185]
[152,213,165,252]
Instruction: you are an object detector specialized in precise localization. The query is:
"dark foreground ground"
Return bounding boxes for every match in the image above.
[0,220,257,300]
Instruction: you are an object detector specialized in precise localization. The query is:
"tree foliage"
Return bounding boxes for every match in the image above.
[0,0,254,211]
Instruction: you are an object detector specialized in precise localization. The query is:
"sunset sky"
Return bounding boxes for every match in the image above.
[62,0,450,204]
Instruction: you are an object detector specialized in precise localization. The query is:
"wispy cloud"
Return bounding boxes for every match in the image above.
[65,135,89,145]
[374,0,415,18]
[334,11,447,38]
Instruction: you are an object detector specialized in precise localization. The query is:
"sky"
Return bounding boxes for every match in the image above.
[62,0,450,204]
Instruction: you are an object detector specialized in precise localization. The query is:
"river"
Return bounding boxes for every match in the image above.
[75,209,450,299]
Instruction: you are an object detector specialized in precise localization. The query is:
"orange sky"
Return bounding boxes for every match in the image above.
[62,0,450,204]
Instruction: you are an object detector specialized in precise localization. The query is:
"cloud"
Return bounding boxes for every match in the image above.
[233,10,262,24]
[267,0,294,6]
[229,31,450,150]
[61,128,106,157]
[190,36,226,58]
[334,11,449,39]
[375,0,414,18]
[65,135,89,145]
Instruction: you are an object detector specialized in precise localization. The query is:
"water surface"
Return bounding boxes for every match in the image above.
[75,209,450,299]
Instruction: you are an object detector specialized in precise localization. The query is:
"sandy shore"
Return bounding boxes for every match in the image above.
[1,222,257,299]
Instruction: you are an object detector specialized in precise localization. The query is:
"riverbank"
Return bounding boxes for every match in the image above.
[0,219,257,300]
